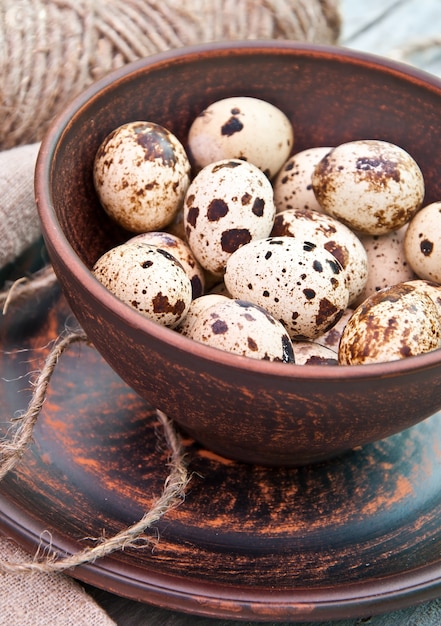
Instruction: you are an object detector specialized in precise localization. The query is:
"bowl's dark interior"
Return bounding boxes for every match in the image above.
[37,42,441,465]
[50,42,441,269]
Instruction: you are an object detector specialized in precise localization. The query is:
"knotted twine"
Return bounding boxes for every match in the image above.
[0,313,190,574]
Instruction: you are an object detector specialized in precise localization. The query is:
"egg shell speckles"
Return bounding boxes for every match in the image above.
[93,121,191,233]
[318,307,354,351]
[224,236,350,340]
[312,139,425,235]
[273,147,332,214]
[128,231,205,299]
[404,279,441,317]
[187,96,294,178]
[404,201,441,282]
[92,242,192,328]
[176,293,230,337]
[184,159,276,276]
[271,207,368,305]
[353,226,416,307]
[338,283,441,365]
[187,298,295,362]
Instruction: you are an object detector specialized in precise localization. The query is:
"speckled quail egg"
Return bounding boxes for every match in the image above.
[184,158,275,276]
[224,236,350,340]
[293,341,339,366]
[165,205,187,242]
[312,139,425,235]
[176,293,230,337]
[318,307,354,352]
[187,96,294,178]
[92,241,192,328]
[271,208,368,305]
[338,282,441,365]
[273,146,332,213]
[187,298,295,362]
[128,231,205,299]
[353,225,416,307]
[404,279,441,317]
[93,121,191,233]
[404,201,441,282]
[208,281,232,298]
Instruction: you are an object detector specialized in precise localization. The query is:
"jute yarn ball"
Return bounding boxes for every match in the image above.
[1,0,341,149]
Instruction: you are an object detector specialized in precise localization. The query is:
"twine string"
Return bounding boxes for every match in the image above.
[0,270,190,574]
[1,265,57,314]
[0,330,89,482]
[0,0,341,149]
[390,36,441,64]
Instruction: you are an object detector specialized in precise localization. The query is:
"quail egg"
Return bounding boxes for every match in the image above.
[187,298,295,362]
[224,236,350,340]
[184,158,275,276]
[312,139,425,235]
[271,207,368,305]
[273,146,332,213]
[338,282,441,365]
[128,230,205,298]
[353,226,416,307]
[404,201,441,283]
[92,241,192,328]
[93,121,191,233]
[187,96,294,178]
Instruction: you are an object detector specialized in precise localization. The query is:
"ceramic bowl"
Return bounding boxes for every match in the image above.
[35,41,441,466]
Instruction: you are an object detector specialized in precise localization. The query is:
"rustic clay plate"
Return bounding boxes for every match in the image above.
[0,276,440,623]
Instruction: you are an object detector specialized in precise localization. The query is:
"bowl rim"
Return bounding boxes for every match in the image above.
[35,39,441,382]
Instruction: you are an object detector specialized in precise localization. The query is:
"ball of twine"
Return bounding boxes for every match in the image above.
[1,0,341,150]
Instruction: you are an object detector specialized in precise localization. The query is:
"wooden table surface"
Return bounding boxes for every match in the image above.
[74,2,441,624]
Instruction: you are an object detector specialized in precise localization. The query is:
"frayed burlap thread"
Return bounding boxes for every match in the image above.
[0,298,190,574]
[1,0,341,149]
[1,265,57,314]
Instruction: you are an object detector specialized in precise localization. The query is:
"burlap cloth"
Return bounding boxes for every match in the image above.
[0,539,116,625]
[0,1,439,625]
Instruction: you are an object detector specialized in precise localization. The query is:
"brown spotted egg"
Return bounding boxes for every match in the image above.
[318,307,354,352]
[271,208,368,306]
[187,298,295,362]
[273,146,332,214]
[184,159,275,277]
[404,279,441,316]
[92,242,192,328]
[93,121,191,233]
[176,293,230,337]
[338,283,441,365]
[224,236,350,340]
[312,139,425,235]
[353,226,416,307]
[404,201,441,282]
[187,96,294,178]
[127,231,205,299]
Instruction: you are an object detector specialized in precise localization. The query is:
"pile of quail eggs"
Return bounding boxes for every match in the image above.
[92,96,441,366]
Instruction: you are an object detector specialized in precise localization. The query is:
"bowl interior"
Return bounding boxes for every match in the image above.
[46,41,441,274]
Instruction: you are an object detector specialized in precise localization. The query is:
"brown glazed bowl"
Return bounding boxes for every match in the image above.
[35,41,441,466]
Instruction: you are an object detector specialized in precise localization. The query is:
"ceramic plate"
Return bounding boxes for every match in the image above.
[0,279,440,622]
